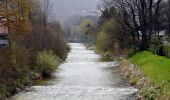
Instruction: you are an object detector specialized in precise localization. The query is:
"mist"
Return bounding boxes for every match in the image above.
[49,0,101,24]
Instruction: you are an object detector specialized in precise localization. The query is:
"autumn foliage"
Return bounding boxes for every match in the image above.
[0,0,69,99]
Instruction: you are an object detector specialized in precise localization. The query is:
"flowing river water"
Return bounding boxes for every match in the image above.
[11,43,138,100]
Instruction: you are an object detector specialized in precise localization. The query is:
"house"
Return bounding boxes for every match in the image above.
[137,30,167,44]
[158,30,168,45]
[0,16,9,47]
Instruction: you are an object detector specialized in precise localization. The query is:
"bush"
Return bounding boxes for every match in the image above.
[97,31,110,51]
[0,43,30,81]
[0,43,31,98]
[149,39,170,58]
[36,50,60,77]
[96,18,132,53]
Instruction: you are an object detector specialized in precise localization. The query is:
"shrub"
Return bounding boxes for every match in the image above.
[97,31,110,51]
[0,43,31,98]
[36,50,60,77]
[96,18,132,53]
[149,39,170,58]
[0,43,30,81]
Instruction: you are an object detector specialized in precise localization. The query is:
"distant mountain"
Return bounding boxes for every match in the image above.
[48,0,101,24]
[63,14,99,43]
[63,14,99,27]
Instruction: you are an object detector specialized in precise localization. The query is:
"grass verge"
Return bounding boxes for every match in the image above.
[130,51,170,95]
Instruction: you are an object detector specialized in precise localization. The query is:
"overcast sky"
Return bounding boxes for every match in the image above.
[49,0,101,23]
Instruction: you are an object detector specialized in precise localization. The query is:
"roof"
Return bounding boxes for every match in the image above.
[0,16,8,35]
[158,31,165,36]
[0,27,8,35]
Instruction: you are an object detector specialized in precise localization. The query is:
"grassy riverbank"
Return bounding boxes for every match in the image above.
[86,43,170,99]
[130,51,170,98]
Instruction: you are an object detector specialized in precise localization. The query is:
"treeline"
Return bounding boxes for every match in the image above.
[96,0,170,56]
[0,0,69,98]
[64,15,98,43]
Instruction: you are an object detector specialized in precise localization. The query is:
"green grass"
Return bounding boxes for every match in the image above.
[130,51,170,95]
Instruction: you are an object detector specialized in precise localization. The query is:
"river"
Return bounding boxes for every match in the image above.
[11,43,138,100]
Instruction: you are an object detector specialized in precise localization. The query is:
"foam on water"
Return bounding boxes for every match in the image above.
[11,43,137,100]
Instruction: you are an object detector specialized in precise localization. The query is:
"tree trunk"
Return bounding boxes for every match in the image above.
[168,0,170,35]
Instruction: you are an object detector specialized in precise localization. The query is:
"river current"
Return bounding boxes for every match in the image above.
[11,43,137,100]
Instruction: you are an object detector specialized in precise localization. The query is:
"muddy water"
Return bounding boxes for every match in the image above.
[11,43,137,100]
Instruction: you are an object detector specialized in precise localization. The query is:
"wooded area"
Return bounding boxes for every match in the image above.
[97,0,170,56]
[94,0,170,99]
[0,0,69,99]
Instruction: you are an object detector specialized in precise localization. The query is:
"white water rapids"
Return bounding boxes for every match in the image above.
[11,43,138,100]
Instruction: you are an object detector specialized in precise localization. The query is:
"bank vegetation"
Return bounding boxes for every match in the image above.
[92,0,170,99]
[0,0,69,99]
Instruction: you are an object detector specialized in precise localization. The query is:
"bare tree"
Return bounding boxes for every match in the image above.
[41,0,51,29]
[101,0,164,50]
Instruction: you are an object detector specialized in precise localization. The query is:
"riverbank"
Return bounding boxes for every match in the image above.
[0,49,69,100]
[121,59,169,100]
[11,43,138,100]
[85,43,170,100]
[125,51,170,99]
[84,43,128,61]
